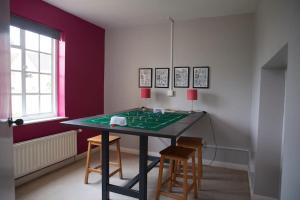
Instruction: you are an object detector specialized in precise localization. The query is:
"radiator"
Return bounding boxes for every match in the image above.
[13,130,77,178]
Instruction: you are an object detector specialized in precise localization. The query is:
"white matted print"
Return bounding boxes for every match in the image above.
[174,67,189,88]
[139,68,152,88]
[155,68,169,88]
[193,66,209,88]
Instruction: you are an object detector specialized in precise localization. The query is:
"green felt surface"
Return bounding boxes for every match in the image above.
[82,109,189,131]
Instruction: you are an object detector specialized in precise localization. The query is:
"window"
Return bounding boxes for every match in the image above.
[10,25,57,121]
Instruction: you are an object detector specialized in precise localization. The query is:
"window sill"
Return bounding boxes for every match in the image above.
[15,116,68,126]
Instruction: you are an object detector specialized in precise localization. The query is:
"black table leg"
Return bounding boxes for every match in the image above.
[139,135,148,200]
[171,137,176,146]
[102,131,109,200]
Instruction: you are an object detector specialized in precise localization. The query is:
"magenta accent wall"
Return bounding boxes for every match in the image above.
[11,0,105,154]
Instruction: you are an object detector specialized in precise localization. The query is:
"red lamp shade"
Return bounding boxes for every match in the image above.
[141,88,151,98]
[187,89,198,100]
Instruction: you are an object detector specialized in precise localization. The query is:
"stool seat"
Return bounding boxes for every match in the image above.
[160,146,194,160]
[87,135,120,144]
[177,136,202,148]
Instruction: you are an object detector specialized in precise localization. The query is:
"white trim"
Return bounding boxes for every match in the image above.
[14,145,250,187]
[248,169,254,196]
[14,144,277,200]
[15,157,75,187]
[203,159,248,171]
[247,153,278,200]
[13,116,68,126]
[120,147,248,171]
[251,194,278,200]
[120,147,139,155]
[16,145,98,186]
[75,146,100,161]
[204,144,249,152]
[121,147,160,157]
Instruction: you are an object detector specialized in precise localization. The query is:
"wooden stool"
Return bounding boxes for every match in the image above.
[156,146,197,200]
[84,135,123,184]
[177,136,203,187]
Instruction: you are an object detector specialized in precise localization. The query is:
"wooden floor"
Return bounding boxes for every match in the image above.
[16,151,250,200]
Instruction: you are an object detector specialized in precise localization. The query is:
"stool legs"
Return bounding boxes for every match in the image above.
[84,138,123,184]
[192,153,198,198]
[173,160,179,187]
[168,159,174,192]
[183,160,188,200]
[156,156,165,200]
[197,145,202,187]
[156,155,197,200]
[84,142,92,184]
[178,143,203,188]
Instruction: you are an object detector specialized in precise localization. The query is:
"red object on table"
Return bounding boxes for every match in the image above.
[141,88,151,98]
[187,89,198,100]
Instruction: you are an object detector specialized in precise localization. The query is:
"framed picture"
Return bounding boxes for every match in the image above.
[174,67,190,88]
[193,66,209,88]
[155,68,169,88]
[139,68,152,88]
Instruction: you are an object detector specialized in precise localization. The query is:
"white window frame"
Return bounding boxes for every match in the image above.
[10,26,58,121]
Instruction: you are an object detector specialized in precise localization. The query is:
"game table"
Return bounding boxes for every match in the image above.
[61,108,206,200]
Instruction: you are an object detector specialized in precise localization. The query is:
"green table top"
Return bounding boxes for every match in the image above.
[82,109,189,131]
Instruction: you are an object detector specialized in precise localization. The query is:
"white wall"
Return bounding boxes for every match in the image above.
[250,0,289,174]
[104,1,300,198]
[105,14,254,164]
[280,0,300,199]
[254,68,285,198]
[251,0,300,199]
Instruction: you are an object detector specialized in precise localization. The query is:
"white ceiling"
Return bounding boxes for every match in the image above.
[43,0,259,28]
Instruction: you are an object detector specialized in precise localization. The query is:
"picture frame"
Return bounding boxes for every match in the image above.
[139,68,152,88]
[174,67,190,88]
[193,66,209,88]
[155,68,169,88]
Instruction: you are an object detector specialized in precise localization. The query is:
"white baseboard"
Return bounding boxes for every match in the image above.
[247,159,278,200]
[251,194,278,200]
[15,157,75,187]
[121,146,160,157]
[203,159,248,171]
[14,146,249,187]
[121,147,248,171]
[75,146,100,161]
[248,172,278,200]
[204,144,249,153]
[15,147,104,187]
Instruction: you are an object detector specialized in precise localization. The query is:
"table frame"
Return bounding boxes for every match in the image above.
[61,108,206,200]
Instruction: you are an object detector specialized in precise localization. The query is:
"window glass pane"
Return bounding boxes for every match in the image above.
[10,25,57,119]
[25,73,39,93]
[40,53,52,73]
[26,95,39,114]
[12,95,22,117]
[11,71,22,93]
[25,51,39,72]
[10,48,22,70]
[40,95,52,113]
[25,30,39,51]
[40,35,52,53]
[40,74,52,93]
[10,26,20,46]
